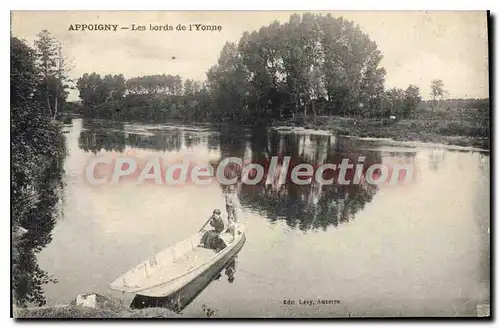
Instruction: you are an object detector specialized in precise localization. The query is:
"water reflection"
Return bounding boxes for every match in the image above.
[214,128,388,231]
[78,119,215,153]
[26,118,488,315]
[13,218,59,307]
[77,120,418,232]
[130,255,240,313]
[428,148,446,171]
[12,133,66,307]
[78,120,126,154]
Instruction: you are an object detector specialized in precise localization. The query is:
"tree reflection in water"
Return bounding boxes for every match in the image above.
[12,129,66,307]
[77,121,413,232]
[78,120,127,154]
[215,127,384,231]
[78,119,212,153]
[76,120,419,311]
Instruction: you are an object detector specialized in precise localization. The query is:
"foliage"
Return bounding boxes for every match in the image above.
[403,85,422,118]
[126,74,182,96]
[208,13,388,120]
[73,13,423,123]
[11,35,67,307]
[378,85,422,119]
[420,98,489,113]
[430,79,446,111]
[430,79,445,99]
[11,38,38,106]
[76,73,126,106]
[33,30,71,119]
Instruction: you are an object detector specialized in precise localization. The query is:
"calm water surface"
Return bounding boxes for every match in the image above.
[38,118,490,317]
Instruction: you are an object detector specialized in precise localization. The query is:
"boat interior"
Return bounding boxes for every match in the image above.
[111,230,242,292]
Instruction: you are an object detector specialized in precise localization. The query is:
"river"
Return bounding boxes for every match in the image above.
[36,118,490,317]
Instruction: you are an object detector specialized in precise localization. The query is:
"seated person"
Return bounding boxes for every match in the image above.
[209,209,225,234]
[199,209,226,251]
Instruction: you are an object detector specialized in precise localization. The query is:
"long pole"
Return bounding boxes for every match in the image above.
[198,215,214,233]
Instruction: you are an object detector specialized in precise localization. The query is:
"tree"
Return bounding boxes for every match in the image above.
[33,30,71,119]
[11,36,66,307]
[430,79,445,112]
[378,85,421,119]
[207,42,250,121]
[183,79,201,96]
[382,88,405,117]
[208,13,386,122]
[11,37,38,106]
[125,74,183,96]
[103,74,126,102]
[76,73,126,106]
[76,73,106,105]
[403,85,421,118]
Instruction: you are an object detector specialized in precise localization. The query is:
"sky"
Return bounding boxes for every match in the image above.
[11,11,489,101]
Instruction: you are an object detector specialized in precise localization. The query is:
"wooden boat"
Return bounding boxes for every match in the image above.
[130,250,243,312]
[109,224,246,297]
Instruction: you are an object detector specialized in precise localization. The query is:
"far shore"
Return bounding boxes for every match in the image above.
[66,108,490,151]
[271,113,490,150]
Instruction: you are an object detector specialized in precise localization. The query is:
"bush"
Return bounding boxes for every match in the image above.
[12,102,67,307]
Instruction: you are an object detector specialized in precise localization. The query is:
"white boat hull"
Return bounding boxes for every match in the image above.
[110,227,246,297]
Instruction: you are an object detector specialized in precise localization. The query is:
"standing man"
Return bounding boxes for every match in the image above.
[225,193,237,223]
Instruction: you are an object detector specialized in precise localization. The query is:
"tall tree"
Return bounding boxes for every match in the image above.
[430,79,445,112]
[208,13,387,122]
[76,73,106,105]
[77,73,126,105]
[382,88,405,117]
[207,42,250,121]
[33,30,70,119]
[103,74,126,102]
[11,37,37,106]
[403,85,421,118]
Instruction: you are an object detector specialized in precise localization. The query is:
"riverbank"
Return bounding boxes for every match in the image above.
[13,294,181,319]
[70,107,490,150]
[274,111,490,150]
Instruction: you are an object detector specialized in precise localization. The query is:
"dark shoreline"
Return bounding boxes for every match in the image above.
[67,110,490,151]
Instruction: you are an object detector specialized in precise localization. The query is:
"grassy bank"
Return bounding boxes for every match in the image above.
[13,294,182,319]
[275,109,490,150]
[14,306,180,319]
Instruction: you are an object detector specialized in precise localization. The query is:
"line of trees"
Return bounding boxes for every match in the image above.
[76,73,126,105]
[12,30,69,307]
[74,13,423,123]
[75,73,210,121]
[207,13,389,120]
[422,97,489,112]
[76,73,186,106]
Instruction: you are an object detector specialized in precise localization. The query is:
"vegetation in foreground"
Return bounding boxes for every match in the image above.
[11,34,68,308]
[13,294,181,319]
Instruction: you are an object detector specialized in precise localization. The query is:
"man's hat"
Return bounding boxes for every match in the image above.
[213,209,221,215]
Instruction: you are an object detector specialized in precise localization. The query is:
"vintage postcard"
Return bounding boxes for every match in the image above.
[11,10,490,318]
